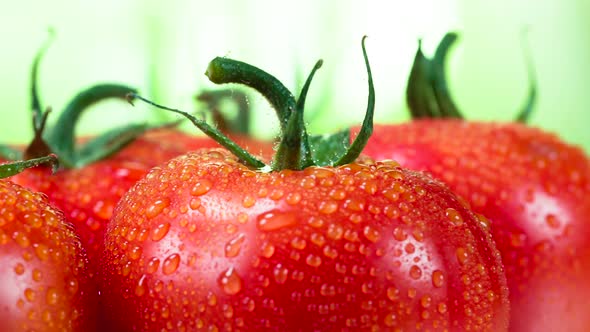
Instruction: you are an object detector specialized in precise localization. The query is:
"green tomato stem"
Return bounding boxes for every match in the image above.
[333,36,375,166]
[128,94,267,169]
[0,154,59,178]
[205,57,296,131]
[272,60,323,171]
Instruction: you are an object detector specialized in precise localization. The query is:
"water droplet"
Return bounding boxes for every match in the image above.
[151,222,171,241]
[273,264,289,284]
[432,270,444,288]
[146,198,170,219]
[290,237,307,250]
[326,223,344,240]
[392,227,407,241]
[32,269,42,282]
[129,245,142,260]
[362,225,380,243]
[24,288,36,302]
[318,201,338,214]
[260,242,275,258]
[456,247,468,265]
[135,274,147,296]
[409,265,422,279]
[191,179,212,196]
[13,231,30,248]
[438,302,448,314]
[445,208,464,226]
[225,234,246,258]
[420,295,432,308]
[46,287,59,305]
[306,254,322,267]
[386,287,399,302]
[14,263,25,275]
[310,233,326,247]
[242,194,256,208]
[33,244,49,261]
[405,243,415,254]
[146,257,160,274]
[256,210,297,231]
[285,192,302,205]
[218,267,242,295]
[162,253,181,275]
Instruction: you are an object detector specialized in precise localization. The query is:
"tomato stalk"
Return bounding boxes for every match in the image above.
[406,31,537,122]
[131,36,375,171]
[0,154,59,178]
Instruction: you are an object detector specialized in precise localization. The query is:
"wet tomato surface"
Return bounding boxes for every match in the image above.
[100,149,509,331]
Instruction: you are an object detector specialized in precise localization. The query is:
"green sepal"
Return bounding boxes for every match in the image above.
[44,84,137,167]
[0,145,22,160]
[431,32,462,118]
[333,36,375,166]
[272,60,322,171]
[128,94,266,169]
[406,41,440,118]
[309,129,350,166]
[0,154,59,178]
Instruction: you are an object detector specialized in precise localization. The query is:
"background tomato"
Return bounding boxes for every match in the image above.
[355,33,590,331]
[0,158,96,332]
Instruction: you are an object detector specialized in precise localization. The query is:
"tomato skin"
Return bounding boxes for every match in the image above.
[0,180,96,332]
[357,120,590,331]
[101,149,509,331]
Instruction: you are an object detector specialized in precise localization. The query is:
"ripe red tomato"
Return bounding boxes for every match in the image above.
[101,149,509,331]
[356,32,590,331]
[0,158,96,332]
[101,37,509,331]
[357,120,590,331]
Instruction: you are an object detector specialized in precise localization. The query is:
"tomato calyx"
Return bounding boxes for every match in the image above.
[0,30,155,169]
[0,154,59,178]
[131,36,375,171]
[406,31,537,122]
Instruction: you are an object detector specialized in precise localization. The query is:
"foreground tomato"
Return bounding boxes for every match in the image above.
[357,33,590,331]
[101,37,509,331]
[0,156,96,332]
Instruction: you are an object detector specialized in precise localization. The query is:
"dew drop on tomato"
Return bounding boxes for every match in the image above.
[224,233,245,258]
[218,267,242,295]
[151,222,171,241]
[162,253,181,275]
[256,210,297,231]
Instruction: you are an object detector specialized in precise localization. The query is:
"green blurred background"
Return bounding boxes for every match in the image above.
[1,0,588,152]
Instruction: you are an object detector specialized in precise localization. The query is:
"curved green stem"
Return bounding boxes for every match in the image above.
[432,32,462,118]
[0,154,59,178]
[334,36,375,166]
[272,60,323,170]
[205,57,296,131]
[45,84,137,166]
[515,28,538,123]
[30,28,55,129]
[128,94,266,169]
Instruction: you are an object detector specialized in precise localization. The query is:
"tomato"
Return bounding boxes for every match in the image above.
[356,32,590,331]
[101,37,509,331]
[359,120,590,331]
[0,156,96,332]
